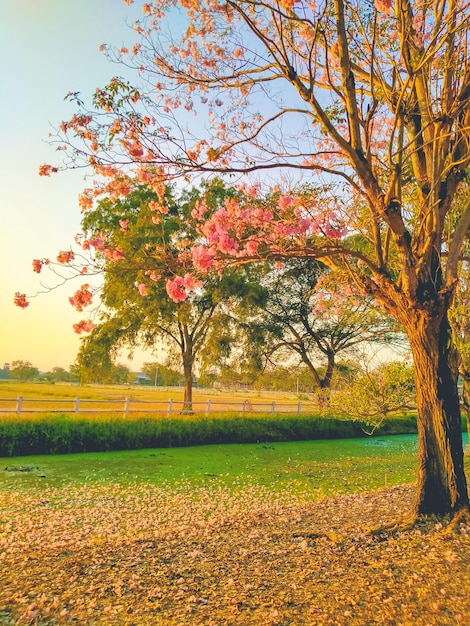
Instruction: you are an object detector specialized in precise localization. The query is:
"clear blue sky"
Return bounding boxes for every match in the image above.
[0,0,156,371]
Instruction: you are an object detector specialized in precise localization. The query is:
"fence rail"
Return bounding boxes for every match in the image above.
[0,396,319,417]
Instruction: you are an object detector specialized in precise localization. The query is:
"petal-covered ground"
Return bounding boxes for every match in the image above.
[1,482,469,625]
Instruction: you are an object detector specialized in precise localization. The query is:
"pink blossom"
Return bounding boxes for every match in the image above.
[166,276,187,302]
[191,201,208,220]
[57,250,75,264]
[278,195,299,210]
[193,246,215,270]
[375,0,392,15]
[218,233,239,254]
[149,200,169,213]
[14,292,29,309]
[297,217,312,233]
[138,283,148,296]
[69,284,93,312]
[73,319,96,334]
[323,224,347,239]
[32,259,43,274]
[105,248,125,262]
[38,164,58,177]
[127,142,143,158]
[119,219,129,231]
[244,239,259,255]
[183,274,202,290]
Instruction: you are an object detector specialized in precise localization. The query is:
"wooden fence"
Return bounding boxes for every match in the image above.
[0,396,319,417]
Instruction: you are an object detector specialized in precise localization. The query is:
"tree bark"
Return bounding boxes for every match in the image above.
[405,311,468,516]
[182,353,194,412]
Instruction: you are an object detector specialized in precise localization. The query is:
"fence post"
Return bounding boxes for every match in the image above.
[168,399,173,415]
[124,397,130,417]
[271,401,275,415]
[75,397,80,414]
[242,400,246,414]
[297,402,301,415]
[207,399,211,413]
[17,396,23,416]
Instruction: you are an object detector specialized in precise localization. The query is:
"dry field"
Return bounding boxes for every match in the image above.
[0,382,315,416]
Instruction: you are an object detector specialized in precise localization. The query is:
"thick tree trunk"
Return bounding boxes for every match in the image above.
[405,312,468,516]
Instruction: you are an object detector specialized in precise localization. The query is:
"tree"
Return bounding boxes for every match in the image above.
[74,332,131,385]
[26,182,258,408]
[31,0,470,516]
[44,366,80,383]
[9,360,40,382]
[245,258,402,405]
[330,359,416,425]
[142,361,181,386]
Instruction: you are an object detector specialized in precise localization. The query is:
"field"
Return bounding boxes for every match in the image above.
[0,381,316,415]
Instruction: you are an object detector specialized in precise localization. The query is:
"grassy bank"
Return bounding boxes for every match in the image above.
[0,412,422,457]
[1,435,420,497]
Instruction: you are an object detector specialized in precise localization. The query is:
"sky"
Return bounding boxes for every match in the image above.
[0,0,159,372]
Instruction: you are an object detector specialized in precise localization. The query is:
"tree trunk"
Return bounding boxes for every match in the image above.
[182,353,194,413]
[405,311,468,516]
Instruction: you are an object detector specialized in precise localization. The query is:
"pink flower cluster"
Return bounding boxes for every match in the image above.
[69,284,93,312]
[190,192,347,270]
[73,319,96,334]
[80,235,106,252]
[57,250,75,264]
[166,274,202,302]
[38,164,58,177]
[105,248,125,262]
[14,292,29,309]
[32,258,50,274]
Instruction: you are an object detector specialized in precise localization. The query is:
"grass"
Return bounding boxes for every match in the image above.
[1,434,422,499]
[0,380,306,403]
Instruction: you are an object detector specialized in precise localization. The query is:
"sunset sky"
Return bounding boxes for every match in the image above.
[0,0,160,372]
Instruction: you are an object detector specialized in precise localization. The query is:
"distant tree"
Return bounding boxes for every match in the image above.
[9,360,40,382]
[74,328,130,385]
[141,361,181,387]
[242,259,402,405]
[44,366,79,383]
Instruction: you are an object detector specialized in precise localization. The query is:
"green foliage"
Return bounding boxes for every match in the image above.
[0,412,423,457]
[43,367,79,383]
[9,361,40,382]
[141,361,181,386]
[330,360,416,422]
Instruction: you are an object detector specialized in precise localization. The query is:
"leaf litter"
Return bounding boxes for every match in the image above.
[0,480,469,625]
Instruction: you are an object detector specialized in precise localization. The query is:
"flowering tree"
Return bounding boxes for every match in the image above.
[28,0,470,516]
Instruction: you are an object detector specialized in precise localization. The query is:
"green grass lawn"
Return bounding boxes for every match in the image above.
[1,434,424,500]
